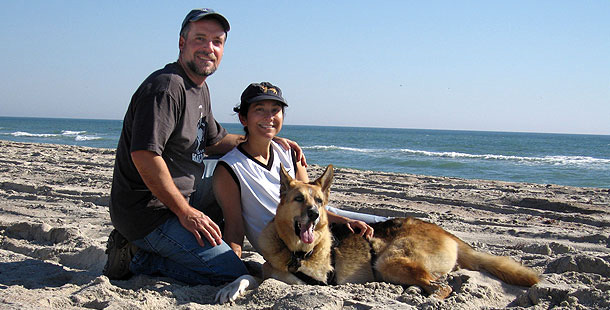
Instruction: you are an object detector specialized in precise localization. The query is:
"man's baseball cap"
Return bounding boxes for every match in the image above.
[235,82,288,114]
[181,8,230,34]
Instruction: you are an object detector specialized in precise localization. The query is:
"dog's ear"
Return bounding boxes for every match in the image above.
[314,164,334,196]
[279,163,293,199]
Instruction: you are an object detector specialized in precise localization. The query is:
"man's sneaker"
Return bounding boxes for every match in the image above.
[103,229,138,280]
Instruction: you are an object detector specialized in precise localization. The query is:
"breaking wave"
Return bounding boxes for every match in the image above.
[8,130,102,142]
[304,145,610,169]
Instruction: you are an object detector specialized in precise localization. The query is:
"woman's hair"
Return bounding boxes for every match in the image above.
[233,104,250,136]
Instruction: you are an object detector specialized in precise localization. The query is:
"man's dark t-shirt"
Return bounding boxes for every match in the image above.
[109,62,227,241]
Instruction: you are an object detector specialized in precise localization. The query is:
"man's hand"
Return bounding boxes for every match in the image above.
[177,206,223,247]
[131,150,223,247]
[273,136,307,167]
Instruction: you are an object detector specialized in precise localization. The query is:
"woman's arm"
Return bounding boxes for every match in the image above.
[212,163,245,257]
[294,158,309,183]
[327,210,374,240]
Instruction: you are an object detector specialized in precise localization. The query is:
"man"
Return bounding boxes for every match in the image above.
[104,8,303,286]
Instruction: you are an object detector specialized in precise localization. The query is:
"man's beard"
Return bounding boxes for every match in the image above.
[186,59,217,77]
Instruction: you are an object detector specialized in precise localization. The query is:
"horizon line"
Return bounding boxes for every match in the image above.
[1,115,609,137]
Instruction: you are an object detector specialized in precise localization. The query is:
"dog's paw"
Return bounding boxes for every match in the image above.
[214,275,258,304]
[427,280,453,300]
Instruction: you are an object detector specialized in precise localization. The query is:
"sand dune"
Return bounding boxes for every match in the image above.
[0,140,608,309]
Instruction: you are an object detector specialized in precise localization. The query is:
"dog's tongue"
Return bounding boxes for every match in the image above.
[300,222,315,244]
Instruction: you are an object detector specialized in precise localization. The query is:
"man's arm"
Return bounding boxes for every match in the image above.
[205,134,244,156]
[131,150,222,247]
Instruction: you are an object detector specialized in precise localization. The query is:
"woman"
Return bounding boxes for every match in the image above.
[213,82,385,257]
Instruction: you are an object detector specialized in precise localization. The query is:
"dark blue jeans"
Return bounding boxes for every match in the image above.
[130,216,248,286]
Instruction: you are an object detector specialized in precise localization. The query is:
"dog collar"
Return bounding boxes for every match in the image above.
[287,249,337,286]
[288,250,313,272]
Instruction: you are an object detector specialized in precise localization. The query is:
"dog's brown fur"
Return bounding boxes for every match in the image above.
[258,164,539,298]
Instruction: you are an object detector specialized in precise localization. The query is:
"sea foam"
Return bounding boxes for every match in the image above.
[11,131,58,138]
[305,145,609,170]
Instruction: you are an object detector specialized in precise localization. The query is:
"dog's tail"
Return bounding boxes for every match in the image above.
[455,238,539,287]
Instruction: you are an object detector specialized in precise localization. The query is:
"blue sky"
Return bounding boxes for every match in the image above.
[1,1,609,135]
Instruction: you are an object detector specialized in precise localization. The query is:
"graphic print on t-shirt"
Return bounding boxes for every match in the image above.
[192,109,206,163]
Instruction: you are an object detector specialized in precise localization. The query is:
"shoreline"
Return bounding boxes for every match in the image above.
[1,140,609,309]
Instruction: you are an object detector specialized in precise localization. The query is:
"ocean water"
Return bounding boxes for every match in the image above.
[1,116,609,188]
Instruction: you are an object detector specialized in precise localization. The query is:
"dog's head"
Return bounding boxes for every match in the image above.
[275,164,333,247]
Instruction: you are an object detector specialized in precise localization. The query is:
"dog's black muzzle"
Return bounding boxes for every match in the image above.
[306,206,319,221]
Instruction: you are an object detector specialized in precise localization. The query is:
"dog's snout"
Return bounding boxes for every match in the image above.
[307,207,319,221]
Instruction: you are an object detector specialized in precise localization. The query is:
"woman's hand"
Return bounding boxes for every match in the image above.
[346,219,374,240]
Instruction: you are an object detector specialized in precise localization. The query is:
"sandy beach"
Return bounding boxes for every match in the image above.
[0,140,608,309]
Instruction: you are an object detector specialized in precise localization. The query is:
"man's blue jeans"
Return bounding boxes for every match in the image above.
[129,217,248,286]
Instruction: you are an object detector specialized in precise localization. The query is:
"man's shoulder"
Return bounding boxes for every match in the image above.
[140,62,190,94]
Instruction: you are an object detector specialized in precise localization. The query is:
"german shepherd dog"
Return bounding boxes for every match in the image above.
[215,164,539,303]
